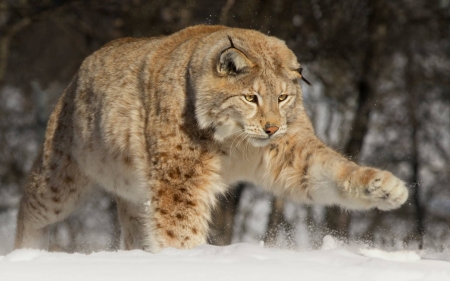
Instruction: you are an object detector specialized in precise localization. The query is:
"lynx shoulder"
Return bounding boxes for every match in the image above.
[15,25,408,252]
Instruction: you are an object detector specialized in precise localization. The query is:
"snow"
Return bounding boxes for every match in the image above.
[359,248,420,262]
[1,237,449,281]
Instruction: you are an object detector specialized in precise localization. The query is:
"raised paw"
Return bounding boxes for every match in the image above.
[354,168,409,210]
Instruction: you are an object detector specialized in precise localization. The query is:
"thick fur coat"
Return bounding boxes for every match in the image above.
[15,25,408,252]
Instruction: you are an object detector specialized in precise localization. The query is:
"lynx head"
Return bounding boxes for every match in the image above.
[189,27,308,147]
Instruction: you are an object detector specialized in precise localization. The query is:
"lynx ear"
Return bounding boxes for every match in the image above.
[217,37,253,76]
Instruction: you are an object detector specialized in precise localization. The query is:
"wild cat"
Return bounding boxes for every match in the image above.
[15,25,408,252]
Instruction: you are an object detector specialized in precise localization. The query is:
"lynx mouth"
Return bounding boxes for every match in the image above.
[248,135,271,147]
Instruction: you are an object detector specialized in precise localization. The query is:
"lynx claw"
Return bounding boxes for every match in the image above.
[360,170,408,210]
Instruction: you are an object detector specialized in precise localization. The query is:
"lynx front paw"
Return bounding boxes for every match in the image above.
[353,168,408,210]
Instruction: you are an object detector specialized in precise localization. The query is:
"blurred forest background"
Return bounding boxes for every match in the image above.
[0,0,449,254]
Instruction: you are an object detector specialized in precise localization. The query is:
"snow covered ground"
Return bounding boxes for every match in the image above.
[1,237,449,281]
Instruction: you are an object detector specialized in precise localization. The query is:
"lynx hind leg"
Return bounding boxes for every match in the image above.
[344,167,408,210]
[15,204,51,250]
[15,153,92,250]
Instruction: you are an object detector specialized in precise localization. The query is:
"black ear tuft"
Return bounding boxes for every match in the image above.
[297,68,312,86]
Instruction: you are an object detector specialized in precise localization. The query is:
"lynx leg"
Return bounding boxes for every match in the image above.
[116,198,148,250]
[14,153,92,250]
[338,165,409,210]
[15,205,51,250]
[140,181,220,252]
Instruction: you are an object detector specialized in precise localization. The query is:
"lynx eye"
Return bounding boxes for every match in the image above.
[278,94,288,102]
[244,95,257,103]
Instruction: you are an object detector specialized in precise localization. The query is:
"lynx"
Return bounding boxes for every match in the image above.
[15,25,408,252]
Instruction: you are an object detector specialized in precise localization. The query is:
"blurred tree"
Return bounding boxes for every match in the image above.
[325,0,389,242]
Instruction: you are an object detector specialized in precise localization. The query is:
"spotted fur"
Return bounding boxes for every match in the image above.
[15,25,408,252]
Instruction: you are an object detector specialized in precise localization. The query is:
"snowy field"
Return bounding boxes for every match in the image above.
[1,237,449,281]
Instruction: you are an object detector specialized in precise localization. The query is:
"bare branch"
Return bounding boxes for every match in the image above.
[0,17,31,82]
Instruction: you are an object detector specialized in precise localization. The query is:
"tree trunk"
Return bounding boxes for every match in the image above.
[108,199,122,250]
[405,47,425,249]
[208,183,245,246]
[410,122,425,249]
[263,197,286,247]
[325,0,385,242]
[306,205,322,248]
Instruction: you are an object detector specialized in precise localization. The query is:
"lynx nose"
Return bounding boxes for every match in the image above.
[265,126,279,136]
